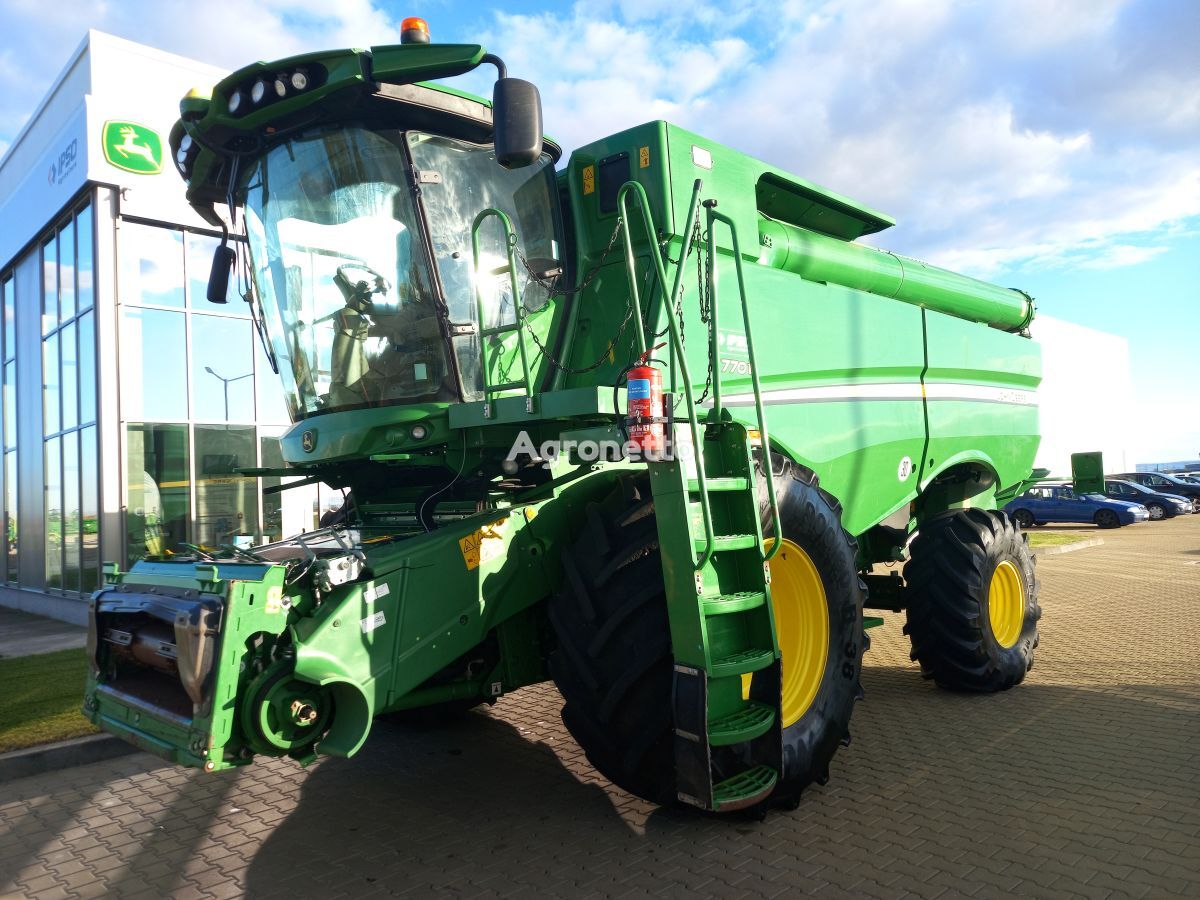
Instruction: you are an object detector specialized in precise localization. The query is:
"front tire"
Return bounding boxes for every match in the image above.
[547,476,676,805]
[903,509,1040,692]
[755,454,865,803]
[1146,503,1166,521]
[548,460,864,811]
[1094,509,1121,528]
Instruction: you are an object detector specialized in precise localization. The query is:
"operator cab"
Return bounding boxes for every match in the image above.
[177,39,564,422]
[242,125,564,418]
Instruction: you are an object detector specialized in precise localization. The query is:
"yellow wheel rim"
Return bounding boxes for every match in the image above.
[760,537,830,728]
[988,560,1025,648]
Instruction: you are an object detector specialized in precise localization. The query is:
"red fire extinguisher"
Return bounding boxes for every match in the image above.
[625,344,666,454]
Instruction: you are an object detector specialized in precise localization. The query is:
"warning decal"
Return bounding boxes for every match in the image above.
[459,518,510,571]
[265,586,283,614]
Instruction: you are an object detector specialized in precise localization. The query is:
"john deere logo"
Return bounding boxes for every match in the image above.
[101,121,163,175]
[301,430,316,453]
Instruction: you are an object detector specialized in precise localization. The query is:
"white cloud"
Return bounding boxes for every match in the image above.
[475,0,1199,281]
[1075,244,1170,270]
[467,7,753,154]
[0,0,406,165]
[1,0,1197,284]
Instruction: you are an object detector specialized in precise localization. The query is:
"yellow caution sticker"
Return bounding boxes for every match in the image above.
[459,518,510,570]
[582,164,595,195]
[265,585,283,614]
[639,146,650,168]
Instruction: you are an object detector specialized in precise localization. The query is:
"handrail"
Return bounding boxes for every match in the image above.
[705,204,782,561]
[616,179,719,571]
[470,207,533,403]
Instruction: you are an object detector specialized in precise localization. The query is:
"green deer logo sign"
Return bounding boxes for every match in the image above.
[102,121,163,175]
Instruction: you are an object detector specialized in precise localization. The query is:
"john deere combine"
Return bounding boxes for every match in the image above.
[84,22,1043,813]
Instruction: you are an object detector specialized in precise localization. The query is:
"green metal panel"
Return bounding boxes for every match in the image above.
[1071,451,1105,494]
[921,310,1042,496]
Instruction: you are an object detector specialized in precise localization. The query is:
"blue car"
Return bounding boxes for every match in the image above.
[1003,483,1148,529]
[1101,479,1192,520]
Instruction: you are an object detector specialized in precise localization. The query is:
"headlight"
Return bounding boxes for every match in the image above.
[274,76,288,98]
[290,69,308,91]
[227,90,244,114]
[250,79,268,104]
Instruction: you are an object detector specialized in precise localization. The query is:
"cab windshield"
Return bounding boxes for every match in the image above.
[244,126,451,417]
[243,124,563,419]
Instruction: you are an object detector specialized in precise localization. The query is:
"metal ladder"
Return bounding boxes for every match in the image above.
[617,180,785,811]
[470,208,535,417]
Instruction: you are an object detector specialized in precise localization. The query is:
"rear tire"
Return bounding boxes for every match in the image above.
[1146,503,1165,521]
[904,509,1040,692]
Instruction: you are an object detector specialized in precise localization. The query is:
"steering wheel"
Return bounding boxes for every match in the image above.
[334,262,393,313]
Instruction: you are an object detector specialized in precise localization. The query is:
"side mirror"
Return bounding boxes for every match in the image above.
[493,78,543,169]
[208,244,236,304]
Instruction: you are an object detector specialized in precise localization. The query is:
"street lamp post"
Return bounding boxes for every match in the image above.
[204,366,254,421]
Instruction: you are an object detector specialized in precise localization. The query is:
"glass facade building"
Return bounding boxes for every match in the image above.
[0,33,339,624]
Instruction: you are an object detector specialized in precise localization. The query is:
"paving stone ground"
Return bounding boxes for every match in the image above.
[2,517,1198,898]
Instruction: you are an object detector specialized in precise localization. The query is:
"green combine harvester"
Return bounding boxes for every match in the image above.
[84,21,1043,813]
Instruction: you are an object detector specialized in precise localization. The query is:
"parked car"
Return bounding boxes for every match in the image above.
[1110,472,1200,512]
[1003,483,1149,529]
[1102,479,1192,520]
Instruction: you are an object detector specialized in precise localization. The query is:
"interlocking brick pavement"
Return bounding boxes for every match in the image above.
[2,518,1198,898]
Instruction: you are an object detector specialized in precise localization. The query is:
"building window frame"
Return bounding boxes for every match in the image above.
[40,199,100,597]
[117,216,291,564]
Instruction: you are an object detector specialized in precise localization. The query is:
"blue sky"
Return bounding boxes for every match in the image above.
[1,0,1196,459]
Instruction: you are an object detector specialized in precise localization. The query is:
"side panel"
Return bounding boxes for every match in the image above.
[921,311,1042,494]
[706,260,928,537]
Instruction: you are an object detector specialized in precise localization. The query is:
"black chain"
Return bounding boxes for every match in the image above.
[514,219,624,298]
[683,205,715,410]
[522,302,636,375]
[509,219,638,375]
[695,205,712,325]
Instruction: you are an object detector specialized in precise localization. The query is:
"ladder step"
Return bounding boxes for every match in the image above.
[708,701,775,747]
[710,647,775,678]
[687,477,750,493]
[694,533,759,554]
[485,380,528,393]
[700,591,766,616]
[712,764,778,812]
[693,533,758,553]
